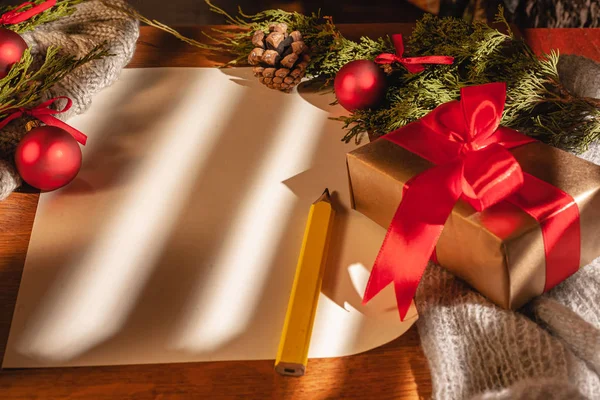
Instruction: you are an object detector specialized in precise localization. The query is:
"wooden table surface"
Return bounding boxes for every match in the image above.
[0,23,598,400]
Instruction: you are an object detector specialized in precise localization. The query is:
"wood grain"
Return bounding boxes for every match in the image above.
[0,24,597,399]
[0,327,430,400]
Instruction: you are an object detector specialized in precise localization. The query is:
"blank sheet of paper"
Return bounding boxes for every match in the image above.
[3,68,416,368]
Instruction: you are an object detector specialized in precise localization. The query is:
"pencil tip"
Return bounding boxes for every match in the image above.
[315,188,331,204]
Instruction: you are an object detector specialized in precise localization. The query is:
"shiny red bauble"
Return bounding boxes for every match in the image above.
[0,28,28,79]
[15,126,82,191]
[334,60,387,111]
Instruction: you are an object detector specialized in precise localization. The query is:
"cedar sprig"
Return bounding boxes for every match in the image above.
[100,0,394,81]
[200,1,395,79]
[155,2,600,153]
[0,0,85,34]
[100,0,329,67]
[0,44,110,118]
[337,8,600,152]
[99,0,212,49]
[201,1,324,66]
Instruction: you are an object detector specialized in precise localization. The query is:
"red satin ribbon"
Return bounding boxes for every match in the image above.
[0,0,56,25]
[0,97,87,145]
[375,34,454,73]
[363,82,581,320]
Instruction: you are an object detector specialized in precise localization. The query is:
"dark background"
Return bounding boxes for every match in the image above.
[125,0,430,25]
[0,1,598,28]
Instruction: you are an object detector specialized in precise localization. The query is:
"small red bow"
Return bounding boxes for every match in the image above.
[0,96,87,145]
[375,34,454,73]
[0,0,56,25]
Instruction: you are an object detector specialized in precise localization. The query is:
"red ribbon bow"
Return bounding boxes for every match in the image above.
[374,34,454,73]
[363,82,581,320]
[0,0,56,25]
[0,96,87,145]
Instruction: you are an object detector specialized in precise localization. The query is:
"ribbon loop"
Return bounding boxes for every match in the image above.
[33,96,73,116]
[375,34,454,74]
[0,0,56,25]
[0,96,87,145]
[460,83,506,142]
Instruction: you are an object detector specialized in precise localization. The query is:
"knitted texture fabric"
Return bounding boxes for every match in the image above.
[416,261,600,400]
[416,55,600,398]
[0,0,139,200]
[557,55,600,99]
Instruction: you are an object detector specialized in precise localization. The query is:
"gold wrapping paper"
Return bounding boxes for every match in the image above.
[347,139,600,309]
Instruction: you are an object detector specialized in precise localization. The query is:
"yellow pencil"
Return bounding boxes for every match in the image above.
[275,188,335,377]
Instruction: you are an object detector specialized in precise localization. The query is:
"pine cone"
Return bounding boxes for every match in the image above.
[247,25,310,92]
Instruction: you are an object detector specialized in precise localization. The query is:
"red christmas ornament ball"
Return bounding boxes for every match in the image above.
[15,126,82,191]
[0,28,28,79]
[334,60,387,111]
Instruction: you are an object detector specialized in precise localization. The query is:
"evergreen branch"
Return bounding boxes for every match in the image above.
[206,1,249,26]
[97,1,600,153]
[0,0,84,34]
[0,44,109,119]
[334,11,599,153]
[196,1,395,78]
[494,5,513,38]
[100,0,212,49]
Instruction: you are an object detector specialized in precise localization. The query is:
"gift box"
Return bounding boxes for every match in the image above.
[347,83,600,318]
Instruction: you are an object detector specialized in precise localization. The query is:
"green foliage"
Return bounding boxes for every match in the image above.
[0,0,110,126]
[0,0,110,132]
[0,0,84,34]
[0,44,109,118]
[310,35,392,80]
[200,1,394,79]
[196,3,600,153]
[338,10,600,152]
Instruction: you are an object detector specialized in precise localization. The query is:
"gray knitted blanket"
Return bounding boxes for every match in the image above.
[416,55,600,400]
[0,0,139,199]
